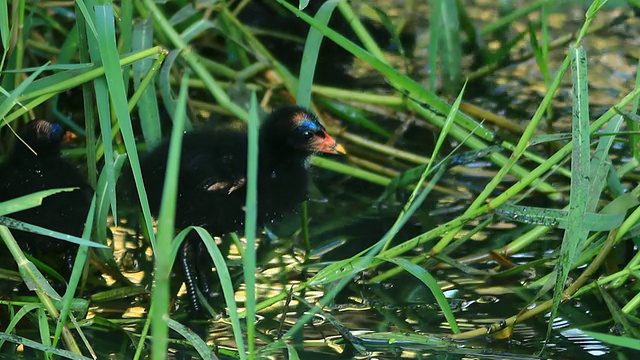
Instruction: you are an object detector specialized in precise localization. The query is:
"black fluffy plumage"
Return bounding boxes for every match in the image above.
[139,106,345,312]
[0,120,91,278]
[141,106,344,231]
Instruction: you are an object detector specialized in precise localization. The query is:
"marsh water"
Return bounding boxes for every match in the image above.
[96,2,638,358]
[2,1,640,359]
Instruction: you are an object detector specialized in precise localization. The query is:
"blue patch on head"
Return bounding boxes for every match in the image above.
[299,119,321,132]
[51,123,63,142]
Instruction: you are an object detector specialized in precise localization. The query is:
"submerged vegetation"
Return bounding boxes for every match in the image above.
[1,0,640,358]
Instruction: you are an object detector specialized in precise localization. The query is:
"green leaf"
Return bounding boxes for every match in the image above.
[297,0,341,108]
[150,68,191,359]
[0,217,107,248]
[0,61,50,125]
[434,0,462,92]
[0,332,92,360]
[0,0,8,52]
[181,19,216,43]
[549,45,591,341]
[383,258,460,333]
[166,317,218,359]
[583,331,640,351]
[193,227,248,360]
[243,93,260,356]
[0,188,78,217]
[496,204,626,231]
[132,18,162,148]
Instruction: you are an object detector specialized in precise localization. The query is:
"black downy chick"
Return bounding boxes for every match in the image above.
[139,106,345,312]
[0,120,92,279]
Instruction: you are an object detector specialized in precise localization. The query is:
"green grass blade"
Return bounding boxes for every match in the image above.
[428,0,441,91]
[150,68,190,360]
[0,332,91,360]
[244,93,259,359]
[181,19,216,43]
[316,98,391,137]
[549,45,591,339]
[0,61,49,124]
[74,4,98,188]
[52,195,98,349]
[158,49,180,126]
[479,0,547,36]
[540,1,551,84]
[435,0,461,92]
[0,216,106,248]
[169,4,198,25]
[118,1,133,107]
[286,343,301,359]
[95,3,140,221]
[588,114,623,208]
[94,154,129,276]
[632,56,640,160]
[583,331,640,351]
[193,227,248,360]
[15,48,160,104]
[132,18,162,147]
[0,226,82,353]
[166,317,218,359]
[93,5,156,245]
[296,0,341,108]
[74,0,97,39]
[337,2,386,61]
[497,204,625,231]
[0,304,41,349]
[0,0,8,54]
[2,63,93,73]
[384,258,460,333]
[88,3,118,225]
[370,5,407,63]
[119,0,133,66]
[37,307,51,351]
[0,188,77,216]
[597,286,640,338]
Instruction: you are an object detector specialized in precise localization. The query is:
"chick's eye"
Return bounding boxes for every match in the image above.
[302,130,314,140]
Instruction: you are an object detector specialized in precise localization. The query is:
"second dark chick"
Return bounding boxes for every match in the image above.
[0,120,92,280]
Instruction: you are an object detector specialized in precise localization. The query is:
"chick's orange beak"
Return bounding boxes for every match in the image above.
[62,130,78,144]
[317,131,346,154]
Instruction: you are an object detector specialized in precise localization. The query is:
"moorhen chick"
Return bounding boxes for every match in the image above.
[139,106,345,312]
[0,120,92,279]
